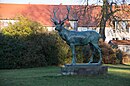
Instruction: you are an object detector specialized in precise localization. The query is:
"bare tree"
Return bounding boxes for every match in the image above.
[69,1,100,31]
[79,0,130,41]
[99,0,120,41]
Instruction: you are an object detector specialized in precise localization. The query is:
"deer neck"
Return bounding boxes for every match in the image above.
[58,27,69,41]
[58,26,68,33]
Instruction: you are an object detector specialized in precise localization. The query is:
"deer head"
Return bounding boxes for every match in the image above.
[51,6,70,31]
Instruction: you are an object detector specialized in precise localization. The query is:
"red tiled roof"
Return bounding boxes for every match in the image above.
[0,4,130,27]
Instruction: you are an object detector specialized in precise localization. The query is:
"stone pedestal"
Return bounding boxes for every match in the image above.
[61,64,108,75]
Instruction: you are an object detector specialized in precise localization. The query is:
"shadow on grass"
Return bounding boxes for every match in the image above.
[107,64,130,70]
[122,64,130,67]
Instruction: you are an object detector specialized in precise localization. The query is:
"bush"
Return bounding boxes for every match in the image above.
[100,41,122,64]
[0,16,70,69]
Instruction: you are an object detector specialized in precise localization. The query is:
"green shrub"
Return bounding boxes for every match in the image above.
[0,16,71,69]
[100,42,122,64]
[2,17,33,37]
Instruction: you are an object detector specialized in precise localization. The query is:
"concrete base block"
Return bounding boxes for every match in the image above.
[61,64,108,75]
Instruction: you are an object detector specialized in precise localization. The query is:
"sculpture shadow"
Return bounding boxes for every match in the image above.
[108,64,130,70]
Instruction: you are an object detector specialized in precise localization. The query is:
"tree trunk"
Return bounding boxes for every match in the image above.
[99,19,106,41]
[99,0,108,41]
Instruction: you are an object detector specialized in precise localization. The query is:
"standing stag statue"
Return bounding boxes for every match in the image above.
[51,6,102,65]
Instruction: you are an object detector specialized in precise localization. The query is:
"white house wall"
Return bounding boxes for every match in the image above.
[118,45,130,54]
[1,19,130,43]
[0,20,18,29]
[47,27,55,31]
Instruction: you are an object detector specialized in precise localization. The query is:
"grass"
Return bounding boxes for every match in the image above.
[0,64,130,86]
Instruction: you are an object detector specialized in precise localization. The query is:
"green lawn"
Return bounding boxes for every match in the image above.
[0,64,130,86]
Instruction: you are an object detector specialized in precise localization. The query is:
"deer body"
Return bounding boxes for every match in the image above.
[51,6,102,65]
[56,25,102,65]
[58,27,100,46]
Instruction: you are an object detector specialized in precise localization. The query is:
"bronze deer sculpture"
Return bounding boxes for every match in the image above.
[51,6,102,65]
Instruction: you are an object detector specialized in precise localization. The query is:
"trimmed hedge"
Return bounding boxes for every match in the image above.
[0,16,70,69]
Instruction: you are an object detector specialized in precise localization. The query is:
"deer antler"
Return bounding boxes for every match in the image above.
[51,6,70,25]
[61,5,70,23]
[51,7,59,25]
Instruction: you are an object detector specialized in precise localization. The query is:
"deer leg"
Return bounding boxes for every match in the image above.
[98,48,102,64]
[88,46,96,64]
[70,44,76,65]
[92,44,102,64]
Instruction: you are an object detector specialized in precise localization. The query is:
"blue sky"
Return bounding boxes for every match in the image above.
[0,0,130,5]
